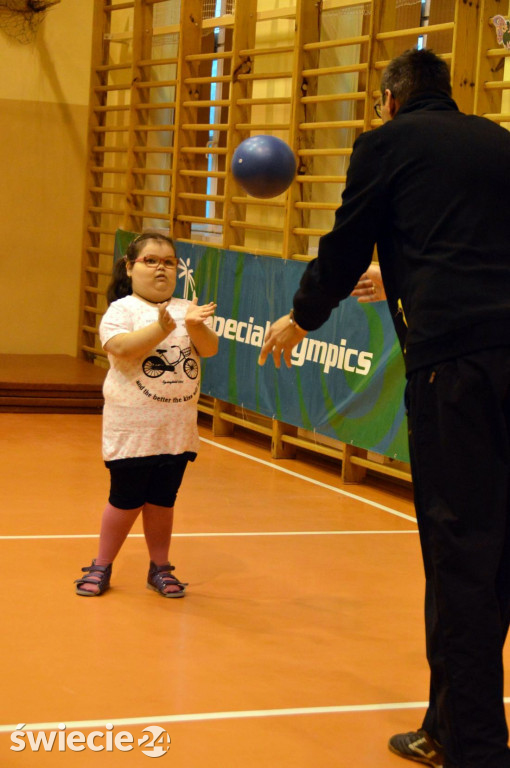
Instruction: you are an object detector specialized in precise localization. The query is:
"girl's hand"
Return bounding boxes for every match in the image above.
[185,297,217,326]
[158,301,177,334]
[351,263,386,302]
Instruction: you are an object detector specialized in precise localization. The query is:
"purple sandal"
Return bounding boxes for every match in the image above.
[75,560,112,596]
[147,561,187,598]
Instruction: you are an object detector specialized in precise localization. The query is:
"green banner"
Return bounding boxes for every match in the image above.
[114,231,409,461]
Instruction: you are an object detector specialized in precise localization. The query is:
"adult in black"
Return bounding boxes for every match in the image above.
[259,48,510,768]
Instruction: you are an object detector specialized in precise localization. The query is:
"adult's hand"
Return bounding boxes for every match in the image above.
[258,314,308,369]
[350,263,386,302]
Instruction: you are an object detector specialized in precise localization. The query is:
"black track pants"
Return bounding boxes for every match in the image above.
[406,347,510,768]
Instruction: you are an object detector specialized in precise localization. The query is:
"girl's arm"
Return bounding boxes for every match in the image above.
[104,302,176,358]
[185,299,219,358]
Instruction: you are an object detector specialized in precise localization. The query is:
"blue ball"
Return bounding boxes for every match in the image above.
[231,135,296,199]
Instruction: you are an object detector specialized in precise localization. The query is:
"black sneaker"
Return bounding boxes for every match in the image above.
[388,729,444,767]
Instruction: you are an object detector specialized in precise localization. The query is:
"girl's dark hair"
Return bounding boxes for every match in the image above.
[380,48,452,107]
[106,231,176,305]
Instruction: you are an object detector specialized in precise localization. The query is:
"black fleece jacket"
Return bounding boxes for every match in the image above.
[293,92,510,374]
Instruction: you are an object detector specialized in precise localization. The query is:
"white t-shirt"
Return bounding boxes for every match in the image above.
[99,295,209,462]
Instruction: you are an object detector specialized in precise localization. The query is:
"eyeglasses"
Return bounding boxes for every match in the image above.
[132,255,178,270]
[374,101,382,119]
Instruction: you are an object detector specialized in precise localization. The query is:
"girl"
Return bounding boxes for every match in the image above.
[75,232,218,598]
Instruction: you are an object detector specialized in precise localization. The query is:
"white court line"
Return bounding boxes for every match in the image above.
[0,438,416,542]
[200,436,417,523]
[0,530,418,541]
[7,696,510,731]
[5,698,510,732]
[0,700,430,732]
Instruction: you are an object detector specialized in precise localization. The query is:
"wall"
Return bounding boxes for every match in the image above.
[0,0,93,355]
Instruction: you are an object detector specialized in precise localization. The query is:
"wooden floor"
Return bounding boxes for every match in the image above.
[1,413,509,766]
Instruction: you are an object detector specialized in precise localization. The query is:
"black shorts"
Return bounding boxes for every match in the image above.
[106,453,195,510]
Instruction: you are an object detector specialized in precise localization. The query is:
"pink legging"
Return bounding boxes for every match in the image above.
[94,502,174,567]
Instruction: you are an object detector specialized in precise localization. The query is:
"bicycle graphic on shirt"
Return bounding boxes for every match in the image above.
[142,346,198,380]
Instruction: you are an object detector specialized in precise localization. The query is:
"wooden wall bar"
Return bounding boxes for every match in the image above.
[78,0,504,485]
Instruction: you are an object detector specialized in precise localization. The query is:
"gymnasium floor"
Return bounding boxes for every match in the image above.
[1,413,508,766]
